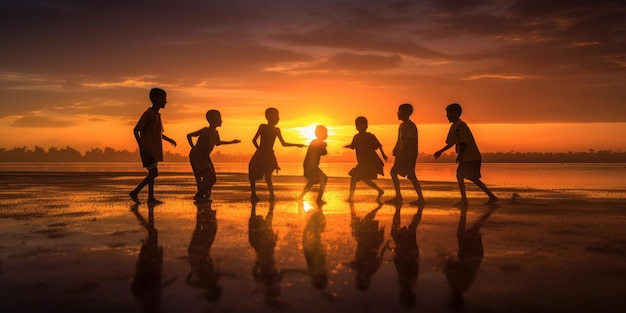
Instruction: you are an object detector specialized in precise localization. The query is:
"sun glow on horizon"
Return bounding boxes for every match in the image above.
[294,124,321,144]
[288,116,338,145]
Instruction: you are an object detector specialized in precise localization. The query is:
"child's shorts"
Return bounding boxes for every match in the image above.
[304,167,325,184]
[457,160,482,180]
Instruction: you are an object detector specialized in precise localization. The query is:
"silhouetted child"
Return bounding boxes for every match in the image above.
[249,107,305,201]
[386,103,425,205]
[434,103,498,206]
[187,110,240,202]
[129,88,177,205]
[298,125,328,203]
[345,116,388,202]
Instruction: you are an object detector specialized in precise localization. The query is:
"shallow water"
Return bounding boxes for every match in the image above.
[2,162,625,198]
[0,173,625,312]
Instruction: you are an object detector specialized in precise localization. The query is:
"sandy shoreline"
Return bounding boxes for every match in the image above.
[0,172,625,312]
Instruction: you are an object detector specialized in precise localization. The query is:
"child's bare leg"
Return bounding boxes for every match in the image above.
[455,174,468,206]
[194,179,211,201]
[318,174,328,203]
[195,170,215,202]
[250,180,259,201]
[471,179,498,204]
[145,168,162,204]
[198,174,211,199]
[363,180,384,203]
[129,178,145,204]
[193,173,203,199]
[194,174,202,191]
[299,182,314,200]
[407,172,425,205]
[386,167,402,203]
[265,171,275,201]
[146,168,161,204]
[130,168,158,203]
[147,180,158,203]
[348,177,357,201]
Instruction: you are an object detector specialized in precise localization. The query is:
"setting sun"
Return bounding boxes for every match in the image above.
[287,114,339,146]
[294,124,322,144]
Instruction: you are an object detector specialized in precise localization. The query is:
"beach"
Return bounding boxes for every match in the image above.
[0,171,625,312]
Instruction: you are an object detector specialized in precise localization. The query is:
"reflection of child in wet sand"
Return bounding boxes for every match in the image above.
[347,203,390,291]
[434,103,498,206]
[131,203,176,312]
[249,108,305,201]
[298,125,328,204]
[302,205,328,290]
[391,203,423,308]
[187,204,229,302]
[248,201,289,306]
[386,103,425,205]
[129,88,177,205]
[445,205,496,311]
[187,110,240,203]
[345,116,388,203]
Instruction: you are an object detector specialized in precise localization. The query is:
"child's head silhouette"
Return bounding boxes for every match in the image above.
[398,103,413,120]
[265,108,279,125]
[315,125,328,140]
[446,103,462,122]
[355,116,368,132]
[149,88,167,108]
[206,110,222,126]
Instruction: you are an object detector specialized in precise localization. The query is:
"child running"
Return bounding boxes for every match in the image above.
[434,103,498,206]
[249,107,305,201]
[345,116,388,203]
[187,110,240,203]
[298,125,329,204]
[386,103,425,205]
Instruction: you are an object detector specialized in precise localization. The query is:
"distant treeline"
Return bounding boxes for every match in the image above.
[0,146,246,163]
[1,146,625,163]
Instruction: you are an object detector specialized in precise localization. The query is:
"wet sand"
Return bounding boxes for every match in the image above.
[0,172,625,312]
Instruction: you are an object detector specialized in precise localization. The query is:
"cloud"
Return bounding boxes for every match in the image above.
[320,53,403,71]
[430,0,497,13]
[82,76,159,89]
[269,53,404,73]
[462,74,527,80]
[0,0,625,126]
[11,115,75,128]
[273,28,445,59]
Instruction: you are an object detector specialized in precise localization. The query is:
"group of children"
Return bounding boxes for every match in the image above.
[130,88,498,207]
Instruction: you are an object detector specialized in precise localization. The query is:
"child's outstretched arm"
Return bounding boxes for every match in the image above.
[219,139,241,145]
[277,129,305,148]
[216,131,241,145]
[434,144,454,159]
[344,137,355,149]
[162,134,177,147]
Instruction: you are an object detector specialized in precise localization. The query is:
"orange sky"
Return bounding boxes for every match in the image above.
[1,0,625,158]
